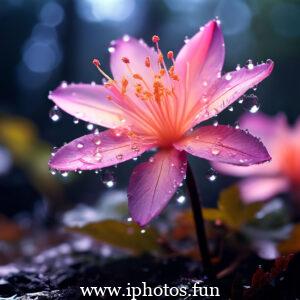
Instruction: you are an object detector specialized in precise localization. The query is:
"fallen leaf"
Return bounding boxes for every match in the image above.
[68,220,159,254]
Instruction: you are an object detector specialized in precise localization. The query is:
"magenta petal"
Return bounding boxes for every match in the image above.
[49,83,125,128]
[174,125,271,166]
[128,149,187,226]
[240,177,289,203]
[49,129,155,171]
[193,61,274,124]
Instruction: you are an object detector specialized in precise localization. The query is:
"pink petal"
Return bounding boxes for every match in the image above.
[191,60,274,125]
[239,113,288,148]
[174,125,271,166]
[174,20,224,111]
[128,149,187,226]
[239,177,289,203]
[213,113,286,177]
[110,37,159,84]
[49,83,125,128]
[49,129,155,171]
[175,20,224,86]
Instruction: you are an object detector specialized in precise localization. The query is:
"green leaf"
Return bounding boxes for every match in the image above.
[68,220,159,253]
[203,186,262,230]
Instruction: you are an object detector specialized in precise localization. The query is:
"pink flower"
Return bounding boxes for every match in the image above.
[49,20,273,226]
[214,112,300,203]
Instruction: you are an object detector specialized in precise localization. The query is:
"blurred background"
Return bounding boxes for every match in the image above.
[0,0,300,264]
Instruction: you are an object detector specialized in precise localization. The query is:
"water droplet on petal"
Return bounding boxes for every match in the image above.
[101,170,116,188]
[234,121,240,129]
[95,152,103,162]
[236,64,241,71]
[61,81,68,88]
[202,81,208,87]
[176,195,186,204]
[94,128,100,135]
[243,94,260,113]
[77,143,84,149]
[73,118,79,124]
[123,34,130,42]
[212,118,218,126]
[108,46,115,53]
[87,123,94,131]
[116,154,123,160]
[206,168,217,182]
[127,217,132,222]
[49,106,61,122]
[228,106,234,112]
[140,229,146,234]
[211,148,220,156]
[246,59,254,70]
[61,171,69,177]
[94,138,101,145]
[225,73,232,81]
[149,157,155,163]
[50,169,56,175]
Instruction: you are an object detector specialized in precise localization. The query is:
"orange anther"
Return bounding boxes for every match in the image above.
[133,74,143,80]
[121,78,128,94]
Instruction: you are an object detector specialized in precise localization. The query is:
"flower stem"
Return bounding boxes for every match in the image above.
[186,163,215,279]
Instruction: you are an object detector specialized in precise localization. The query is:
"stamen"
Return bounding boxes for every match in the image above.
[152,35,160,43]
[92,58,101,67]
[121,77,128,95]
[92,57,113,82]
[167,51,174,60]
[133,74,143,80]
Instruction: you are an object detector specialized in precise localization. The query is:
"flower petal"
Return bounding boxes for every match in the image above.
[49,83,125,128]
[175,20,224,88]
[174,20,224,114]
[191,60,274,126]
[49,129,155,171]
[174,125,271,166]
[110,36,159,84]
[240,177,289,203]
[213,113,286,177]
[128,149,187,226]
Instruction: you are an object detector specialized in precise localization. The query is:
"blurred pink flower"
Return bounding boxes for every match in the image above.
[49,20,273,225]
[214,113,300,203]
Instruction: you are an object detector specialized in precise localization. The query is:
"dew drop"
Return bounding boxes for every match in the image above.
[127,217,132,222]
[202,81,208,87]
[211,148,220,156]
[51,147,58,157]
[116,154,123,160]
[234,121,240,129]
[87,123,94,131]
[73,118,79,124]
[206,168,217,182]
[176,195,186,204]
[50,169,56,175]
[149,157,155,163]
[184,35,190,44]
[228,106,234,112]
[123,34,130,42]
[94,138,101,146]
[225,73,232,81]
[101,170,116,188]
[95,152,103,161]
[77,143,84,149]
[61,81,68,88]
[140,229,146,234]
[236,64,241,71]
[108,46,115,53]
[133,157,138,161]
[94,128,100,135]
[243,94,260,113]
[246,59,254,70]
[212,118,218,127]
[61,171,69,177]
[49,106,61,122]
